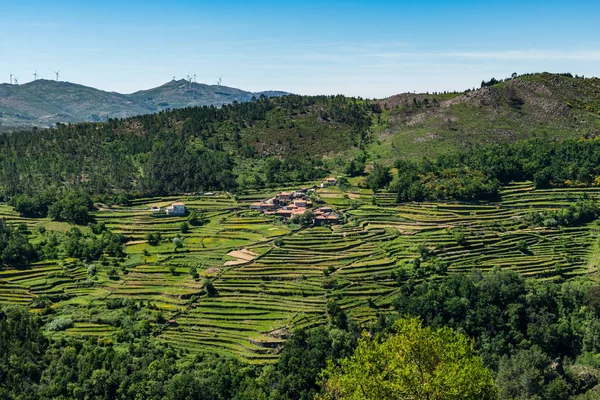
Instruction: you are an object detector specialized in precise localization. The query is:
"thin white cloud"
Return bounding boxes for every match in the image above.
[445,50,600,61]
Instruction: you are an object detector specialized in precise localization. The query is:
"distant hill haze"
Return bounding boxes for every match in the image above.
[0,79,289,129]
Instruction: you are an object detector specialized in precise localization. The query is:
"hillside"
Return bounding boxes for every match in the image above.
[0,79,289,129]
[371,72,600,159]
[0,95,372,198]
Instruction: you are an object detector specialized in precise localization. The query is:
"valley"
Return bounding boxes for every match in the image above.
[2,180,598,364]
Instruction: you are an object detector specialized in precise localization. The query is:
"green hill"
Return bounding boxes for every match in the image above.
[0,95,371,197]
[3,72,600,198]
[371,72,600,160]
[0,79,289,129]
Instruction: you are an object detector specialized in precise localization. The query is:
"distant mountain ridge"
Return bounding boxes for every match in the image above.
[0,79,289,129]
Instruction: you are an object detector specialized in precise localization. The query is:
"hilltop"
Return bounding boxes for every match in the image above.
[0,79,289,129]
[130,79,288,111]
[371,72,600,159]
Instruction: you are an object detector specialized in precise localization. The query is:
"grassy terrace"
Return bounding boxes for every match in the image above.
[0,183,599,362]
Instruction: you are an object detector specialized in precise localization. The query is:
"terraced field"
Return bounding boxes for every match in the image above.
[0,183,599,363]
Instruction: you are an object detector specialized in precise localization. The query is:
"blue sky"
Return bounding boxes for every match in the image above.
[1,0,599,97]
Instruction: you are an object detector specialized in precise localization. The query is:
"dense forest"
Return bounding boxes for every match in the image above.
[3,270,600,399]
[5,90,600,205]
[360,137,600,202]
[0,95,373,199]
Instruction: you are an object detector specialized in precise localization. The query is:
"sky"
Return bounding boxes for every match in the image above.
[1,0,599,98]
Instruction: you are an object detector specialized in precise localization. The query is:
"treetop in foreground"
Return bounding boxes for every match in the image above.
[317,317,497,400]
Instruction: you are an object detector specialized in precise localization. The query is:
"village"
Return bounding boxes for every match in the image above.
[249,177,342,225]
[147,177,342,226]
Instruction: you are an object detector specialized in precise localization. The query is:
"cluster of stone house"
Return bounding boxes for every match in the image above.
[250,190,314,218]
[312,206,341,226]
[249,188,341,225]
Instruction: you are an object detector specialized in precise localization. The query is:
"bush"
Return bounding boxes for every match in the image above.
[203,278,217,296]
[188,211,205,226]
[452,229,466,246]
[107,267,119,279]
[173,237,183,249]
[47,317,74,332]
[180,222,189,233]
[189,266,199,279]
[145,232,162,246]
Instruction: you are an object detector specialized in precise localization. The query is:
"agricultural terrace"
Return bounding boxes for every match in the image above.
[0,183,599,363]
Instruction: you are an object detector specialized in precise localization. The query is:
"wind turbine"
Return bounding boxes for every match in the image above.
[33,70,38,81]
[13,76,19,85]
[193,74,196,83]
[54,71,60,82]
[217,75,222,86]
[9,73,12,85]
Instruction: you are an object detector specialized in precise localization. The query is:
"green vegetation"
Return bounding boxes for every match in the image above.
[0,95,372,198]
[391,269,600,399]
[0,220,37,265]
[4,268,600,398]
[318,317,496,400]
[364,137,600,203]
[375,73,600,160]
[2,73,600,398]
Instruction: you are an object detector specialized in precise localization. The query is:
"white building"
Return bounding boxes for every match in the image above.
[166,202,186,216]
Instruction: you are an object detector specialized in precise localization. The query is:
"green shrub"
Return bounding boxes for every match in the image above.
[47,317,73,332]
[180,222,190,234]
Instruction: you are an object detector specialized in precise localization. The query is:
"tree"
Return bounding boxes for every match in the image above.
[188,211,205,226]
[145,232,162,246]
[496,346,555,400]
[189,265,199,279]
[317,317,497,400]
[0,306,49,398]
[203,278,218,297]
[0,220,38,266]
[173,237,183,250]
[180,222,189,233]
[452,229,466,246]
[47,192,93,225]
[366,163,392,192]
[516,239,528,253]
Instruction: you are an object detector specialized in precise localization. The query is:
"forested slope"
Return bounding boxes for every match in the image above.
[0,95,373,198]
